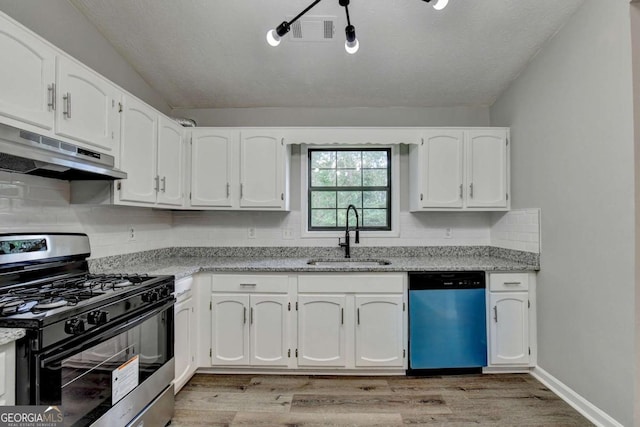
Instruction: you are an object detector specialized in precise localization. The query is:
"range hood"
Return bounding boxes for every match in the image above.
[0,123,127,180]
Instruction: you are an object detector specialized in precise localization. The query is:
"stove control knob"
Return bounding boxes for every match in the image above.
[87,310,109,325]
[159,287,171,298]
[142,291,158,303]
[64,318,85,335]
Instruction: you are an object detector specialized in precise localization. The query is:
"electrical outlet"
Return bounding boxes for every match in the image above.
[247,227,256,239]
[444,228,453,239]
[128,226,136,241]
[282,228,294,240]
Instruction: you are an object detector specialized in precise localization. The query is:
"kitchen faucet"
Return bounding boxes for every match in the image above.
[339,204,360,258]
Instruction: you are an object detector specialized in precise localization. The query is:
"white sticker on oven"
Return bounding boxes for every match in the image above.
[112,354,139,405]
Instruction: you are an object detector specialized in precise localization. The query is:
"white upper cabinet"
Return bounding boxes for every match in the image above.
[190,129,237,208]
[0,13,55,131]
[411,130,464,209]
[157,116,184,206]
[55,56,120,154]
[240,130,287,209]
[466,130,509,208]
[117,96,158,204]
[410,128,510,211]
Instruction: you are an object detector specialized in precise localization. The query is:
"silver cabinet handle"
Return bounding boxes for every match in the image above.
[161,176,166,192]
[226,183,230,198]
[469,182,474,198]
[459,184,463,199]
[154,175,160,192]
[503,281,522,286]
[243,307,247,324]
[357,308,360,325]
[63,92,71,118]
[281,192,284,201]
[240,183,244,198]
[341,308,344,325]
[47,83,56,111]
[493,306,498,322]
[240,283,256,287]
[420,193,423,201]
[250,307,254,324]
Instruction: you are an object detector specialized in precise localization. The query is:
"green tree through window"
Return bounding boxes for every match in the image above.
[308,148,391,230]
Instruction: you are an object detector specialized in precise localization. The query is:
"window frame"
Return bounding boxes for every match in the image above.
[300,144,400,239]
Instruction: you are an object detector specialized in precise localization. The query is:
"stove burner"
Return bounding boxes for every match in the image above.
[0,298,37,315]
[34,297,68,310]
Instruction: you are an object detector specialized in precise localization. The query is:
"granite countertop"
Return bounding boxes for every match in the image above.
[0,327,25,345]
[94,254,538,280]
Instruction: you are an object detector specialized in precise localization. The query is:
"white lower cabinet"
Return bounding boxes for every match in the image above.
[354,295,404,367]
[297,294,347,367]
[210,275,292,368]
[174,276,197,393]
[487,273,535,368]
[0,341,16,405]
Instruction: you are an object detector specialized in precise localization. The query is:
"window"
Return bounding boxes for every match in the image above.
[308,148,391,231]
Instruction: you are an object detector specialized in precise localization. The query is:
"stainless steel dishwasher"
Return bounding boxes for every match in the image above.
[408,271,487,374]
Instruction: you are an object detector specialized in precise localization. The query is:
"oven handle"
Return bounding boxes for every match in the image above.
[38,299,174,366]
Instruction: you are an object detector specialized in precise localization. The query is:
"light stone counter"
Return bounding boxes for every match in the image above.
[0,328,25,346]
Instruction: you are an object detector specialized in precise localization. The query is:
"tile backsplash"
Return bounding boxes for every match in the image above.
[490,209,541,253]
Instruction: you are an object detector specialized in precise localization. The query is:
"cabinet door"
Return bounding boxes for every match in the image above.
[240,131,285,209]
[419,130,464,208]
[0,14,55,130]
[250,295,289,366]
[354,295,404,367]
[117,96,158,204]
[0,341,15,406]
[489,292,529,365]
[55,57,119,153]
[211,294,249,365]
[157,116,184,206]
[190,129,237,207]
[297,294,347,367]
[466,130,508,208]
[174,294,195,393]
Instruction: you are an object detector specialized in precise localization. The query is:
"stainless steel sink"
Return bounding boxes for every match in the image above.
[306,259,391,267]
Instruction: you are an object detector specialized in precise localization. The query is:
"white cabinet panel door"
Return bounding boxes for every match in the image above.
[0,14,55,130]
[354,295,404,367]
[420,130,464,208]
[118,96,157,204]
[211,294,250,365]
[55,57,119,153]
[297,295,347,367]
[489,292,529,365]
[190,130,237,208]
[240,132,284,208]
[157,116,183,206]
[467,130,508,208]
[174,293,195,393]
[250,295,289,367]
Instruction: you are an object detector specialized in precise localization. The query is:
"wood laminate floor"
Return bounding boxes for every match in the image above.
[172,374,593,426]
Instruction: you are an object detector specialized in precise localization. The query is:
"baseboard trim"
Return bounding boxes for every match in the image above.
[531,366,623,427]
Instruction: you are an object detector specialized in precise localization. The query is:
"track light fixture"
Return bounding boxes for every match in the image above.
[266,0,448,54]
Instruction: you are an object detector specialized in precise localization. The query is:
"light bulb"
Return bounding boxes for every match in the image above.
[432,0,449,10]
[345,38,359,54]
[266,29,281,47]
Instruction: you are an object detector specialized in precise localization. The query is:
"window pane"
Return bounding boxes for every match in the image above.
[362,209,387,227]
[337,170,362,187]
[337,191,362,208]
[311,191,336,208]
[311,169,336,187]
[362,170,387,187]
[311,151,336,169]
[311,209,337,227]
[336,151,361,169]
[362,151,388,168]
[363,191,387,208]
[337,208,362,228]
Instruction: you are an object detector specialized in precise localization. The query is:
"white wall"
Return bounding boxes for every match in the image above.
[0,0,170,114]
[490,0,634,425]
[0,172,172,258]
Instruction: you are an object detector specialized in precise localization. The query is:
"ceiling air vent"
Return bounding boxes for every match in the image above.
[287,15,335,42]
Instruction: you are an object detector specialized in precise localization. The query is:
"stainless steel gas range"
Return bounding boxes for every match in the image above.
[0,233,174,427]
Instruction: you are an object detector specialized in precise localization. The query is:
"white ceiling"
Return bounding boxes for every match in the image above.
[69,0,584,109]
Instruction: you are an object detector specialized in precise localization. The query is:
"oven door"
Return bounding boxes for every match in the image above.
[37,300,174,427]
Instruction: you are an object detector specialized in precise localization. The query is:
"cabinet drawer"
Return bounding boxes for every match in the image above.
[490,273,529,292]
[212,275,289,293]
[299,273,404,293]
